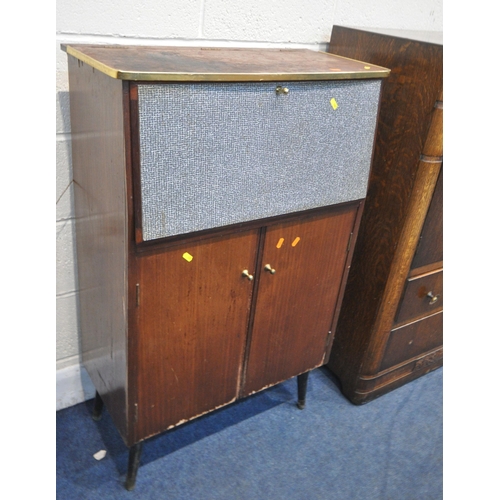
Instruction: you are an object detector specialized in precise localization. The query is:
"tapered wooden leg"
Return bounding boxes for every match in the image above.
[125,442,143,491]
[297,371,310,409]
[92,391,104,421]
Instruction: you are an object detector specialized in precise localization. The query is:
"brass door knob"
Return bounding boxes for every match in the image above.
[264,264,276,274]
[426,291,440,305]
[276,86,289,95]
[242,270,254,281]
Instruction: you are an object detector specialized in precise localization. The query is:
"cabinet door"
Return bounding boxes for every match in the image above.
[133,230,258,440]
[135,80,380,242]
[242,207,358,396]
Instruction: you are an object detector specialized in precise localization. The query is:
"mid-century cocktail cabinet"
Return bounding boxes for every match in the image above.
[62,44,389,489]
[325,27,443,404]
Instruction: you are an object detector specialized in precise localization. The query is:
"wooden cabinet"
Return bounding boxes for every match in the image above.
[63,44,388,487]
[325,26,443,404]
[133,207,359,441]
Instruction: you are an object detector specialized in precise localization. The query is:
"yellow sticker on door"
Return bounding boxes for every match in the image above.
[330,98,338,110]
[182,252,193,262]
[292,237,301,247]
[276,238,285,249]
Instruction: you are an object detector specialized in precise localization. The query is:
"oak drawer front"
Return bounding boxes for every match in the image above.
[136,80,381,241]
[395,270,443,326]
[381,312,443,371]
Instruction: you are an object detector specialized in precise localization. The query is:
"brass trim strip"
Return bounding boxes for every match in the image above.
[116,71,391,82]
[65,45,121,78]
[64,45,390,82]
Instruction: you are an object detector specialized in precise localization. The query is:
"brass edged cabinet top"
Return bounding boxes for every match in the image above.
[61,44,390,82]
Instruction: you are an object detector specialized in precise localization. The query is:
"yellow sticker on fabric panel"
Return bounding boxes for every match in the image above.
[276,238,285,249]
[182,252,193,262]
[292,237,301,247]
[330,98,338,110]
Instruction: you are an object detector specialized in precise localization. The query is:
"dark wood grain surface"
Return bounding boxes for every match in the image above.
[67,55,130,439]
[381,312,443,370]
[325,26,443,403]
[354,346,443,398]
[362,151,442,373]
[412,167,443,270]
[61,44,389,81]
[395,270,443,326]
[328,28,443,367]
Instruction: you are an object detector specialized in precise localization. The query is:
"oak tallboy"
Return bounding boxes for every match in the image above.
[325,26,443,404]
[63,45,388,489]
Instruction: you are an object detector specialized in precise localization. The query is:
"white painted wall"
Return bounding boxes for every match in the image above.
[55,0,443,410]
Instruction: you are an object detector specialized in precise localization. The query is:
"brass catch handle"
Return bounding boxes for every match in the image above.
[242,270,254,281]
[276,86,289,95]
[264,264,276,274]
[426,291,440,305]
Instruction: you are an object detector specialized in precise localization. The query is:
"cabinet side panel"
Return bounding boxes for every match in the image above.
[326,27,443,392]
[67,56,128,439]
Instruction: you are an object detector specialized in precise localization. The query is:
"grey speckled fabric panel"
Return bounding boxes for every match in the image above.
[137,80,381,240]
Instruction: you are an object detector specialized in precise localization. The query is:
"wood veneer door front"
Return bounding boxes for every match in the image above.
[133,230,258,441]
[242,207,358,396]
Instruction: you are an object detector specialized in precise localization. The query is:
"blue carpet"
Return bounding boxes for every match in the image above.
[56,366,442,499]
